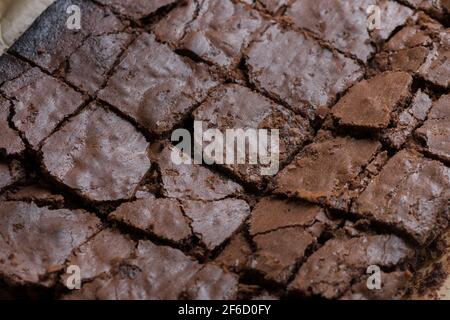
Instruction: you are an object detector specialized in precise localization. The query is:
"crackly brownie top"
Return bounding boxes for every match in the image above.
[0,0,449,300]
[0,201,101,287]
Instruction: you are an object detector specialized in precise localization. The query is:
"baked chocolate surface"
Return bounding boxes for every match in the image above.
[0,0,449,300]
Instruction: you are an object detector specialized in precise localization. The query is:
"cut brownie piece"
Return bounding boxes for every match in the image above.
[332,72,413,130]
[61,229,135,285]
[0,161,25,193]
[275,135,381,209]
[0,53,30,86]
[10,0,124,73]
[98,33,218,135]
[245,24,363,119]
[250,228,315,285]
[109,197,192,243]
[180,264,239,300]
[416,94,450,163]
[154,0,266,71]
[181,199,250,251]
[65,33,133,95]
[0,97,25,156]
[1,68,85,150]
[193,84,313,188]
[0,201,101,287]
[247,197,338,284]
[403,0,450,20]
[381,90,432,149]
[95,0,177,19]
[150,142,243,201]
[41,103,150,202]
[2,185,65,208]
[215,233,253,272]
[418,33,450,88]
[289,235,414,299]
[285,0,413,62]
[352,150,450,245]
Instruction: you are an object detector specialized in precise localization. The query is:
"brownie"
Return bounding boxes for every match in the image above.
[1,68,85,150]
[275,135,381,209]
[60,229,135,285]
[98,33,218,135]
[257,0,289,13]
[95,0,177,19]
[289,234,414,299]
[0,54,30,86]
[247,197,338,284]
[381,90,432,149]
[109,197,192,243]
[193,84,313,188]
[180,264,239,300]
[150,142,243,201]
[0,97,25,156]
[416,94,450,163]
[41,103,150,202]
[10,0,124,73]
[63,240,238,300]
[0,161,25,193]
[2,185,65,207]
[215,233,253,272]
[65,33,133,95]
[245,24,363,119]
[352,150,450,245]
[0,201,101,287]
[332,72,413,130]
[403,0,450,20]
[376,13,449,88]
[154,0,266,71]
[285,0,413,62]
[181,199,250,251]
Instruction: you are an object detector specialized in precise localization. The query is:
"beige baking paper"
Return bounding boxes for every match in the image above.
[0,0,55,55]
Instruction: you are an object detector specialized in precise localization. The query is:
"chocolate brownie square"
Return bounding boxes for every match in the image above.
[275,134,381,209]
[63,240,238,300]
[98,33,218,135]
[416,94,450,163]
[154,0,266,72]
[331,71,413,130]
[381,90,433,149]
[0,201,101,287]
[95,0,177,20]
[41,103,150,202]
[1,68,85,150]
[181,199,250,251]
[352,150,450,245]
[0,97,25,156]
[10,0,124,73]
[245,24,363,119]
[285,0,413,62]
[65,32,133,95]
[193,84,313,188]
[289,234,414,299]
